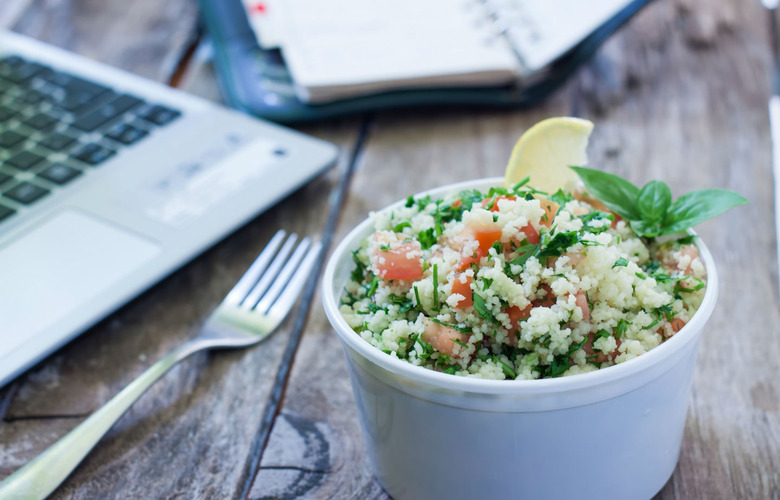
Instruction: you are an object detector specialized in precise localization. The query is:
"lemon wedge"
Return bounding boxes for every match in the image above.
[504,117,594,194]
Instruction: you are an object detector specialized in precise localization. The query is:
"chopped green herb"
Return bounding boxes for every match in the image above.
[492,355,516,379]
[537,231,579,259]
[482,277,494,291]
[511,176,531,194]
[453,338,469,349]
[549,188,574,206]
[430,318,472,334]
[393,221,411,232]
[365,277,379,297]
[473,293,499,325]
[505,242,539,277]
[614,319,629,339]
[350,249,367,282]
[674,276,705,294]
[432,263,440,311]
[612,257,629,268]
[418,228,437,250]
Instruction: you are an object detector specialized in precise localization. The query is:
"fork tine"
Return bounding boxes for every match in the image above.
[253,236,313,313]
[266,241,322,319]
[240,233,299,308]
[223,230,286,306]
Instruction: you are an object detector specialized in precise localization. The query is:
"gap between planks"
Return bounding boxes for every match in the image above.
[237,116,374,500]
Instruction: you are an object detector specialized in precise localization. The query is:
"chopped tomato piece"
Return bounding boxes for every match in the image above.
[373,241,423,280]
[504,303,532,346]
[537,198,560,227]
[474,227,503,254]
[506,304,532,327]
[519,223,540,245]
[451,273,473,308]
[422,319,471,358]
[583,333,622,364]
[456,248,485,271]
[670,317,686,333]
[574,290,590,320]
[533,284,556,308]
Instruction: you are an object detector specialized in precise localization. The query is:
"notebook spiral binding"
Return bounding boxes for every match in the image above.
[475,0,543,76]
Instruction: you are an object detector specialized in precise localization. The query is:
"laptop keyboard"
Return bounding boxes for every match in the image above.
[0,55,182,224]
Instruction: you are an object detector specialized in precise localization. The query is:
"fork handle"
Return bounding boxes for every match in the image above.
[0,340,203,499]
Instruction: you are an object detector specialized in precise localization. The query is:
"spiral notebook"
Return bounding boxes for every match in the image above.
[241,0,635,103]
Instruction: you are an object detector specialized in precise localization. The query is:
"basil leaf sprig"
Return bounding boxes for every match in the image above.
[570,166,748,238]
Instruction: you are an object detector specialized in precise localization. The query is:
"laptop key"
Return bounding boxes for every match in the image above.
[19,89,47,104]
[72,143,116,165]
[38,163,82,185]
[139,105,180,126]
[45,72,110,98]
[0,204,15,222]
[1,61,47,84]
[0,105,16,121]
[0,131,25,149]
[106,123,148,145]
[39,132,77,151]
[6,151,46,170]
[71,94,144,132]
[24,112,58,131]
[0,56,24,73]
[4,182,49,204]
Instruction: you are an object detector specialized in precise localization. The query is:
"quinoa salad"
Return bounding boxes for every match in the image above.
[338,180,708,380]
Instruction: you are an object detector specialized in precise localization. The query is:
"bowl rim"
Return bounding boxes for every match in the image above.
[322,177,719,395]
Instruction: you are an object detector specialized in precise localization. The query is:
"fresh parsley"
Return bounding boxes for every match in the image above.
[570,166,748,238]
[473,293,499,325]
[612,257,628,268]
[418,228,437,250]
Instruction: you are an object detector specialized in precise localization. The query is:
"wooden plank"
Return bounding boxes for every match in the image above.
[0,1,364,499]
[253,1,780,499]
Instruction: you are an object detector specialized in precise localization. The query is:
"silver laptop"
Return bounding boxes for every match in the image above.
[0,31,338,387]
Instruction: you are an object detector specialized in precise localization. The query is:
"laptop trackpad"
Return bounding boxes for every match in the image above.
[0,210,161,355]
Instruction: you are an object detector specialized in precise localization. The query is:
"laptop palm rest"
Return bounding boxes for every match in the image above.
[0,210,161,357]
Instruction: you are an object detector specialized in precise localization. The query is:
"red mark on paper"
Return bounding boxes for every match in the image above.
[251,2,267,14]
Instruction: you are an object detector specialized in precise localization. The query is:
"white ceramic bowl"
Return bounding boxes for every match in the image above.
[322,177,718,500]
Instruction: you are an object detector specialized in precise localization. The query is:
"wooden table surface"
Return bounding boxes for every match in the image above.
[0,0,778,499]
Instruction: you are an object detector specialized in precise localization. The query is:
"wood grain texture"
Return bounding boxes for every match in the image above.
[255,1,780,499]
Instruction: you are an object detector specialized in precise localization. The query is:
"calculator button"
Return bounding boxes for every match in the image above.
[38,163,82,185]
[0,172,12,186]
[4,182,49,204]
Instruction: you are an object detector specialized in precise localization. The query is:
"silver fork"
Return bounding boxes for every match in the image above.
[0,230,321,500]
